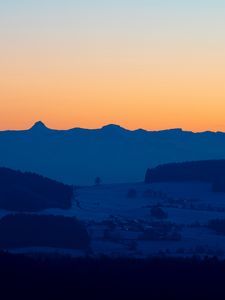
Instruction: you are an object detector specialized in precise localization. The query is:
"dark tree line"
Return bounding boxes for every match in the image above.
[0,253,225,299]
[0,167,74,211]
[0,214,90,250]
[145,160,225,192]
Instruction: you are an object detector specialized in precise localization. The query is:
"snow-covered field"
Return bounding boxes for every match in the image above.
[2,181,225,258]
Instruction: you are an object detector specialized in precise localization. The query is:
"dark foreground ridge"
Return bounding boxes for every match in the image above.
[0,252,225,300]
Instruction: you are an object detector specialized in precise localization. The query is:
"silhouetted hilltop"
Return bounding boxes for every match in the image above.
[0,214,90,250]
[29,120,50,131]
[145,160,225,192]
[0,167,73,211]
[1,121,225,185]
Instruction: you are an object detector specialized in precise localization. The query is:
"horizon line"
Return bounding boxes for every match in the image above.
[0,120,224,135]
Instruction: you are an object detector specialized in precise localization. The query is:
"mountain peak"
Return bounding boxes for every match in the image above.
[101,124,127,132]
[30,121,49,131]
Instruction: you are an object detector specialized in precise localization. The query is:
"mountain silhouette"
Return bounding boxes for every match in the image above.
[1,121,225,185]
[30,121,49,131]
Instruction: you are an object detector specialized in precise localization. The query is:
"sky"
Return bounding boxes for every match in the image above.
[0,0,224,131]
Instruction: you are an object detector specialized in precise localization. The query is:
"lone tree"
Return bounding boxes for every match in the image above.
[95,177,101,186]
[145,168,151,184]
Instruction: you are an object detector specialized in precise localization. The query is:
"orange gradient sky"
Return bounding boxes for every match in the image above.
[0,1,224,131]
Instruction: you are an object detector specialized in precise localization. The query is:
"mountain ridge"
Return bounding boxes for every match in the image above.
[1,121,225,185]
[1,121,224,135]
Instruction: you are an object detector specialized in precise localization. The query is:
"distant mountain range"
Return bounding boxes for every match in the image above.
[1,121,225,185]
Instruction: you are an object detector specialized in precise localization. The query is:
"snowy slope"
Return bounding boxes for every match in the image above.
[1,181,225,257]
[38,181,225,257]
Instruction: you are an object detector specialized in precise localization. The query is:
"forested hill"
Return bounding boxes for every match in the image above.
[145,160,225,192]
[0,167,73,211]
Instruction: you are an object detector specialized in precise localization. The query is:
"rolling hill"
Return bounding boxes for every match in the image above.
[0,167,73,211]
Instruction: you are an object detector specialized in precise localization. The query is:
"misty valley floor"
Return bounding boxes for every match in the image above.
[2,181,225,258]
